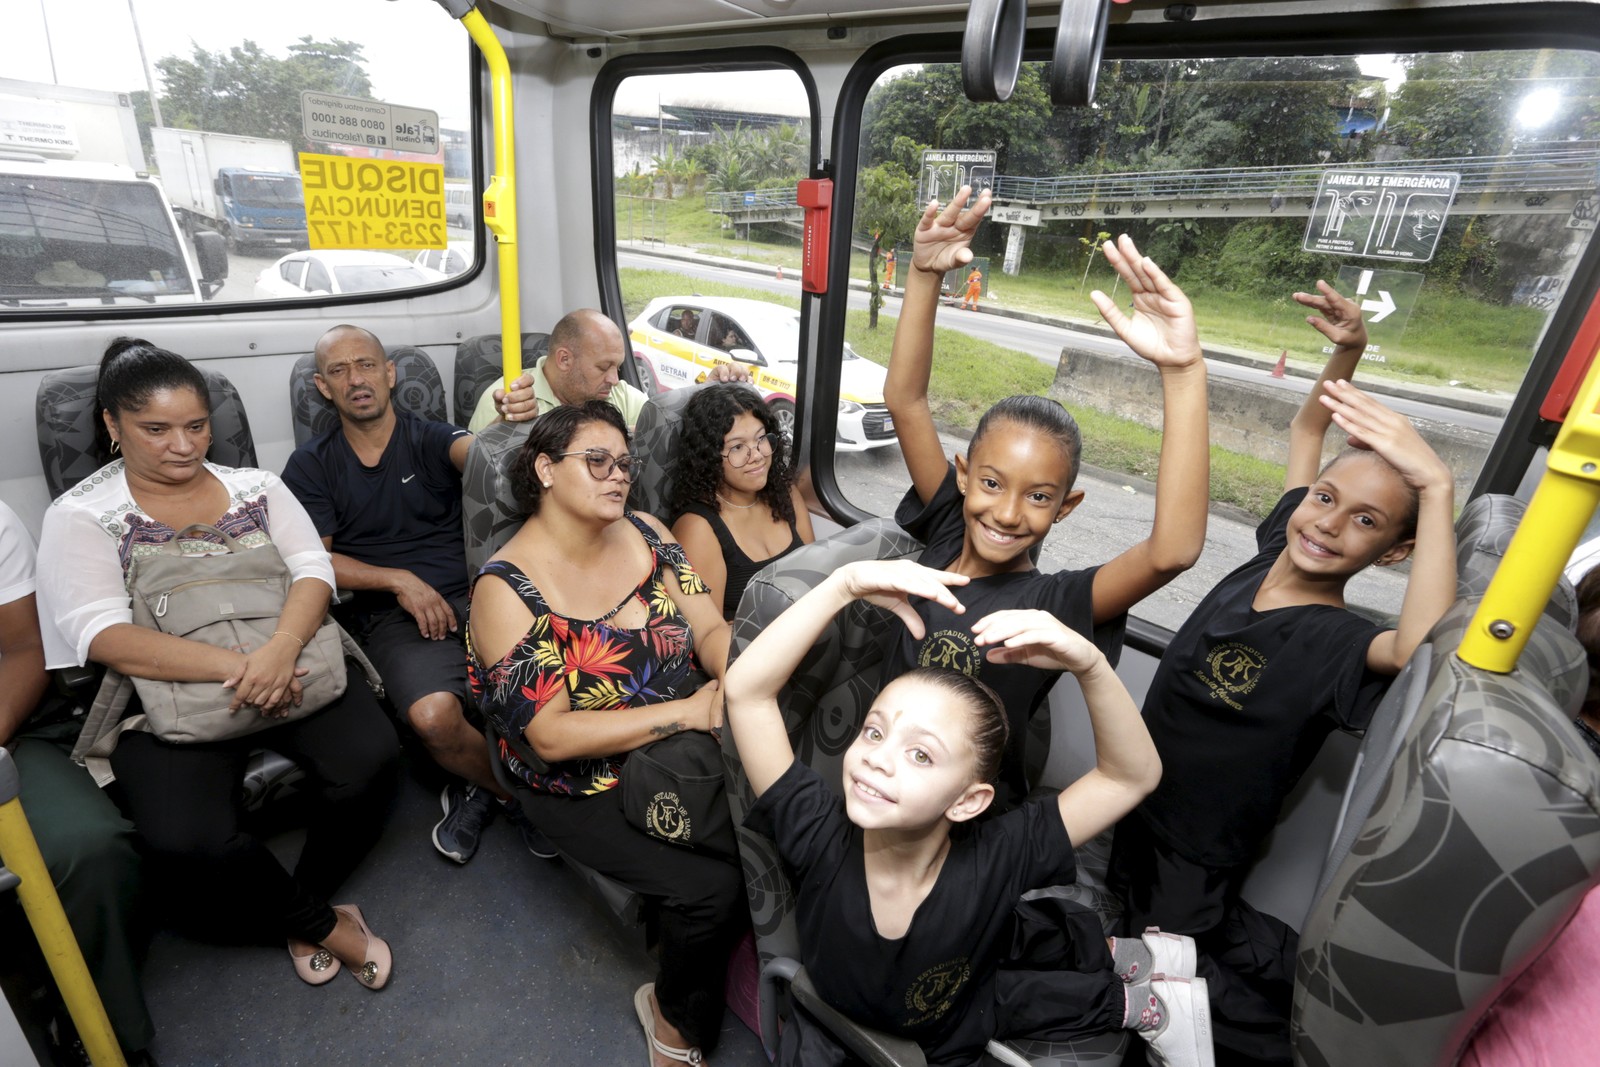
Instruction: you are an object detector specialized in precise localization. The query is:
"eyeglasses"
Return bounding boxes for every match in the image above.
[721,432,781,468]
[555,449,641,483]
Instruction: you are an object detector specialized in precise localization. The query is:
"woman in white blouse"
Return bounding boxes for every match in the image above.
[37,338,400,991]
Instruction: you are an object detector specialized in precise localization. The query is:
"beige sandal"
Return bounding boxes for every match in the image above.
[633,983,703,1065]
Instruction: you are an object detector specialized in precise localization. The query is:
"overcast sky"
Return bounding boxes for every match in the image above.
[4,0,471,125]
[3,2,1406,127]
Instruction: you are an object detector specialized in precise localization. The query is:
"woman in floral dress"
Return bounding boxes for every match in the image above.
[467,400,744,1067]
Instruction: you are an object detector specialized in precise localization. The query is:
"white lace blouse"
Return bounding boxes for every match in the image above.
[36,461,335,669]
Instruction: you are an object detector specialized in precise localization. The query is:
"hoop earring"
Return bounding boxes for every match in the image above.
[109,439,120,454]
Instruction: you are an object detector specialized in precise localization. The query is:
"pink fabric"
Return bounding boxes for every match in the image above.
[724,925,764,1043]
[1456,883,1600,1066]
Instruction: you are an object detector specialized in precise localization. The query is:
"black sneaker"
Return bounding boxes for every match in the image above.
[432,783,496,863]
[500,797,559,859]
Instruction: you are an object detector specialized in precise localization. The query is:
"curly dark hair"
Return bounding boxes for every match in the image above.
[668,384,796,525]
[509,401,629,517]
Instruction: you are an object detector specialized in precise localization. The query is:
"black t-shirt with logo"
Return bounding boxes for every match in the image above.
[886,465,1127,810]
[746,760,1077,1067]
[283,411,470,615]
[1136,487,1391,869]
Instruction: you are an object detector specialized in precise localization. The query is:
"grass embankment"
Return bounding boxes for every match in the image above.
[621,266,1288,517]
[615,192,798,267]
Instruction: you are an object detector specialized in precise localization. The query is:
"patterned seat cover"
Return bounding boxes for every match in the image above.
[36,364,258,501]
[288,345,448,448]
[1292,494,1599,1066]
[451,332,549,428]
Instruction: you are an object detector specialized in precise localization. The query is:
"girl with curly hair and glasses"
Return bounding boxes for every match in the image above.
[669,384,815,621]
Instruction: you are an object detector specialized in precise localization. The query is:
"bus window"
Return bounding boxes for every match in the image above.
[844,50,1600,629]
[0,0,477,315]
[609,68,818,432]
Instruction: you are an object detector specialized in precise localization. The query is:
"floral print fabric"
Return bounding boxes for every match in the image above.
[468,514,709,795]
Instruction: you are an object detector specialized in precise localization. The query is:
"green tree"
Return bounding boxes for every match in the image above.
[155,37,373,152]
[1386,50,1600,158]
[855,161,921,327]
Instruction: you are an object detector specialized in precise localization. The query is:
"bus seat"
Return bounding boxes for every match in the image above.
[1291,494,1599,1067]
[452,333,549,428]
[725,519,1129,1066]
[627,383,698,521]
[461,418,531,579]
[35,364,258,501]
[288,345,448,448]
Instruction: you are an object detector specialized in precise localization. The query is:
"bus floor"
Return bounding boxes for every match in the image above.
[25,747,773,1067]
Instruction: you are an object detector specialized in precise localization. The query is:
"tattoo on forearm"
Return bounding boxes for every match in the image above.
[650,722,687,738]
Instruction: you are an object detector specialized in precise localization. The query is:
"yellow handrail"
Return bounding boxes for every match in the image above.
[459,7,522,395]
[0,750,126,1067]
[1459,346,1600,672]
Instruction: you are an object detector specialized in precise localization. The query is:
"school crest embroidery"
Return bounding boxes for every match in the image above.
[647,790,691,842]
[917,629,982,676]
[1196,641,1268,710]
[904,957,971,1025]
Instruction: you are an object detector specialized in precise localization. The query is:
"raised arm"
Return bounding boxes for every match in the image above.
[1287,280,1368,491]
[1087,235,1209,622]
[885,187,992,505]
[1321,382,1457,674]
[724,560,971,797]
[970,609,1160,845]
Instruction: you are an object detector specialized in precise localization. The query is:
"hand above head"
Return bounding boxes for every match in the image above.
[971,609,1108,675]
[830,559,970,640]
[1320,380,1452,493]
[706,362,752,384]
[494,372,539,423]
[1294,279,1368,351]
[392,572,458,640]
[1090,234,1202,370]
[910,186,992,276]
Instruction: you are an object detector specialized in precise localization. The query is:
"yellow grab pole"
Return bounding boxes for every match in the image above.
[459,6,522,395]
[0,750,126,1067]
[1459,348,1600,673]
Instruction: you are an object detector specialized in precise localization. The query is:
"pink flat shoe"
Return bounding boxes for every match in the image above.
[332,904,392,990]
[288,938,341,986]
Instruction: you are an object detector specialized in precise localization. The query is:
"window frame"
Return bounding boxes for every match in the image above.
[820,13,1600,532]
[589,47,822,418]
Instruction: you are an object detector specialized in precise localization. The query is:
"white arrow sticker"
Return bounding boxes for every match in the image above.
[1356,269,1374,296]
[1361,289,1397,323]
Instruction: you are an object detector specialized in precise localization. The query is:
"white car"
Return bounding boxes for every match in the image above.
[628,295,896,452]
[252,249,443,299]
[412,241,476,278]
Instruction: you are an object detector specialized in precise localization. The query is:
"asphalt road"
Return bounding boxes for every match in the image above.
[618,248,1505,436]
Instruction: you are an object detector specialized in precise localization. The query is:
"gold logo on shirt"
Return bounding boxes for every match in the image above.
[917,629,981,676]
[1196,642,1268,711]
[647,791,691,842]
[904,957,972,1025]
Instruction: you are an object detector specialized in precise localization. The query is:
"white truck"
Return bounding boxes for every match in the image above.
[0,157,228,308]
[151,128,308,252]
[0,77,145,169]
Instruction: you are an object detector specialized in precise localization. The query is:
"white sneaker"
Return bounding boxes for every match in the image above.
[1137,975,1215,1067]
[1140,926,1198,980]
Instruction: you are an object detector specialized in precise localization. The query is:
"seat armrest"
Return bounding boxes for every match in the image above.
[761,957,929,1067]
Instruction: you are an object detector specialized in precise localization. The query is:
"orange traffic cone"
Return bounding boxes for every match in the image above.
[1271,350,1287,379]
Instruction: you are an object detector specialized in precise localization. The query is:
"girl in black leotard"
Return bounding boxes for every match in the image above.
[669,384,815,621]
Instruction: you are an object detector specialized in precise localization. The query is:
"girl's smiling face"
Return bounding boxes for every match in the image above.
[841,676,994,832]
[953,422,1082,576]
[1285,452,1416,577]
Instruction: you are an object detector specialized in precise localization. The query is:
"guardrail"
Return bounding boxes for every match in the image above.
[705,150,1600,214]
